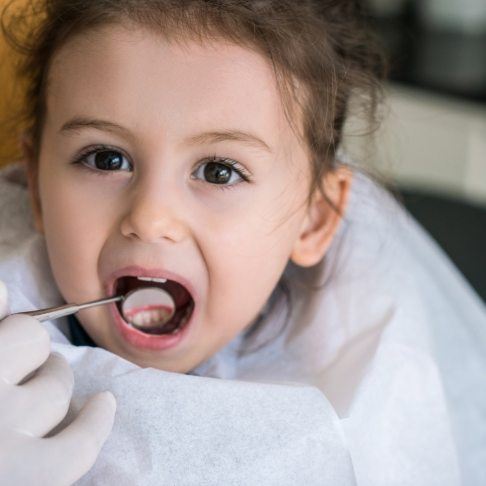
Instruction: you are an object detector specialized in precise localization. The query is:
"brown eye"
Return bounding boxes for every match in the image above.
[192,157,247,187]
[204,161,232,184]
[94,151,123,170]
[78,149,132,172]
[93,150,128,171]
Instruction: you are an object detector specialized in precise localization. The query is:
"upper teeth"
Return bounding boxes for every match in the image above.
[137,276,167,283]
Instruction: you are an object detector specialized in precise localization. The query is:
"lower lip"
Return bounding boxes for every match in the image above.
[109,302,195,351]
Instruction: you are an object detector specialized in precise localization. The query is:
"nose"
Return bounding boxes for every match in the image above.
[120,181,189,244]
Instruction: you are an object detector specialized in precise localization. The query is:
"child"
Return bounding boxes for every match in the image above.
[0,0,485,484]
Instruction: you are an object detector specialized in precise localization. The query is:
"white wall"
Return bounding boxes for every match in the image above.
[342,84,486,206]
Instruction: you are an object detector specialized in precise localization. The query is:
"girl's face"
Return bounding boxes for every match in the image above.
[30,25,350,372]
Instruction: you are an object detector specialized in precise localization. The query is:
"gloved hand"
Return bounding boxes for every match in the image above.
[0,281,116,486]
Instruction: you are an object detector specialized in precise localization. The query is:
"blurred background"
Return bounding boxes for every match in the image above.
[344,0,486,300]
[0,0,484,299]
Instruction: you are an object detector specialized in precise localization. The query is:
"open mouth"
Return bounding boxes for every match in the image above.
[114,276,195,335]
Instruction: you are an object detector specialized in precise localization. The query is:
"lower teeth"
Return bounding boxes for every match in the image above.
[130,303,192,335]
[130,308,173,327]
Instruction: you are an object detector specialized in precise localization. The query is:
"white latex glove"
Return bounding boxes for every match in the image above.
[0,281,116,486]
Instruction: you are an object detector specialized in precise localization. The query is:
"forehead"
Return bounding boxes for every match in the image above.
[45,25,298,151]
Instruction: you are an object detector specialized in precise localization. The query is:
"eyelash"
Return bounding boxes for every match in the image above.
[70,145,252,190]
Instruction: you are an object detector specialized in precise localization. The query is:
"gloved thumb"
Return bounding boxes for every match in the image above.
[0,280,8,319]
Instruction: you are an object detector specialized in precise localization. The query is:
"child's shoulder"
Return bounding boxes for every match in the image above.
[340,168,485,318]
[0,162,67,339]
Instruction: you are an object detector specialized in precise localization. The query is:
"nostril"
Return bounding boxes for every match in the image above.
[119,199,188,244]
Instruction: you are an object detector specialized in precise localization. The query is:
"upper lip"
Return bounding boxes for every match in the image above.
[105,265,198,303]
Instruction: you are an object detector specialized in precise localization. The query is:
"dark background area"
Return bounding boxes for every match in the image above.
[359,0,486,104]
[358,0,486,301]
[399,188,486,301]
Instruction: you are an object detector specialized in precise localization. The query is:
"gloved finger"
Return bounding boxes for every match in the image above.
[7,353,74,438]
[40,391,116,485]
[0,314,50,385]
[0,280,8,319]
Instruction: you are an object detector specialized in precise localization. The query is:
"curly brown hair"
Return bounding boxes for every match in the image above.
[1,0,386,206]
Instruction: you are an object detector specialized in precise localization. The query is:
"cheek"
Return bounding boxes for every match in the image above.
[200,182,305,260]
[199,186,305,321]
[38,173,107,299]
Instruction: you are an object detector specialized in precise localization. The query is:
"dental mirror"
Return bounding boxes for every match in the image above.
[121,286,176,330]
[13,286,177,328]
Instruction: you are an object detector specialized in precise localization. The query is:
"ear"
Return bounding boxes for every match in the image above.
[290,165,352,267]
[20,132,44,234]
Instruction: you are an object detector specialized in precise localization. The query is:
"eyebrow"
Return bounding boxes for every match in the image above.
[60,117,132,137]
[59,117,272,153]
